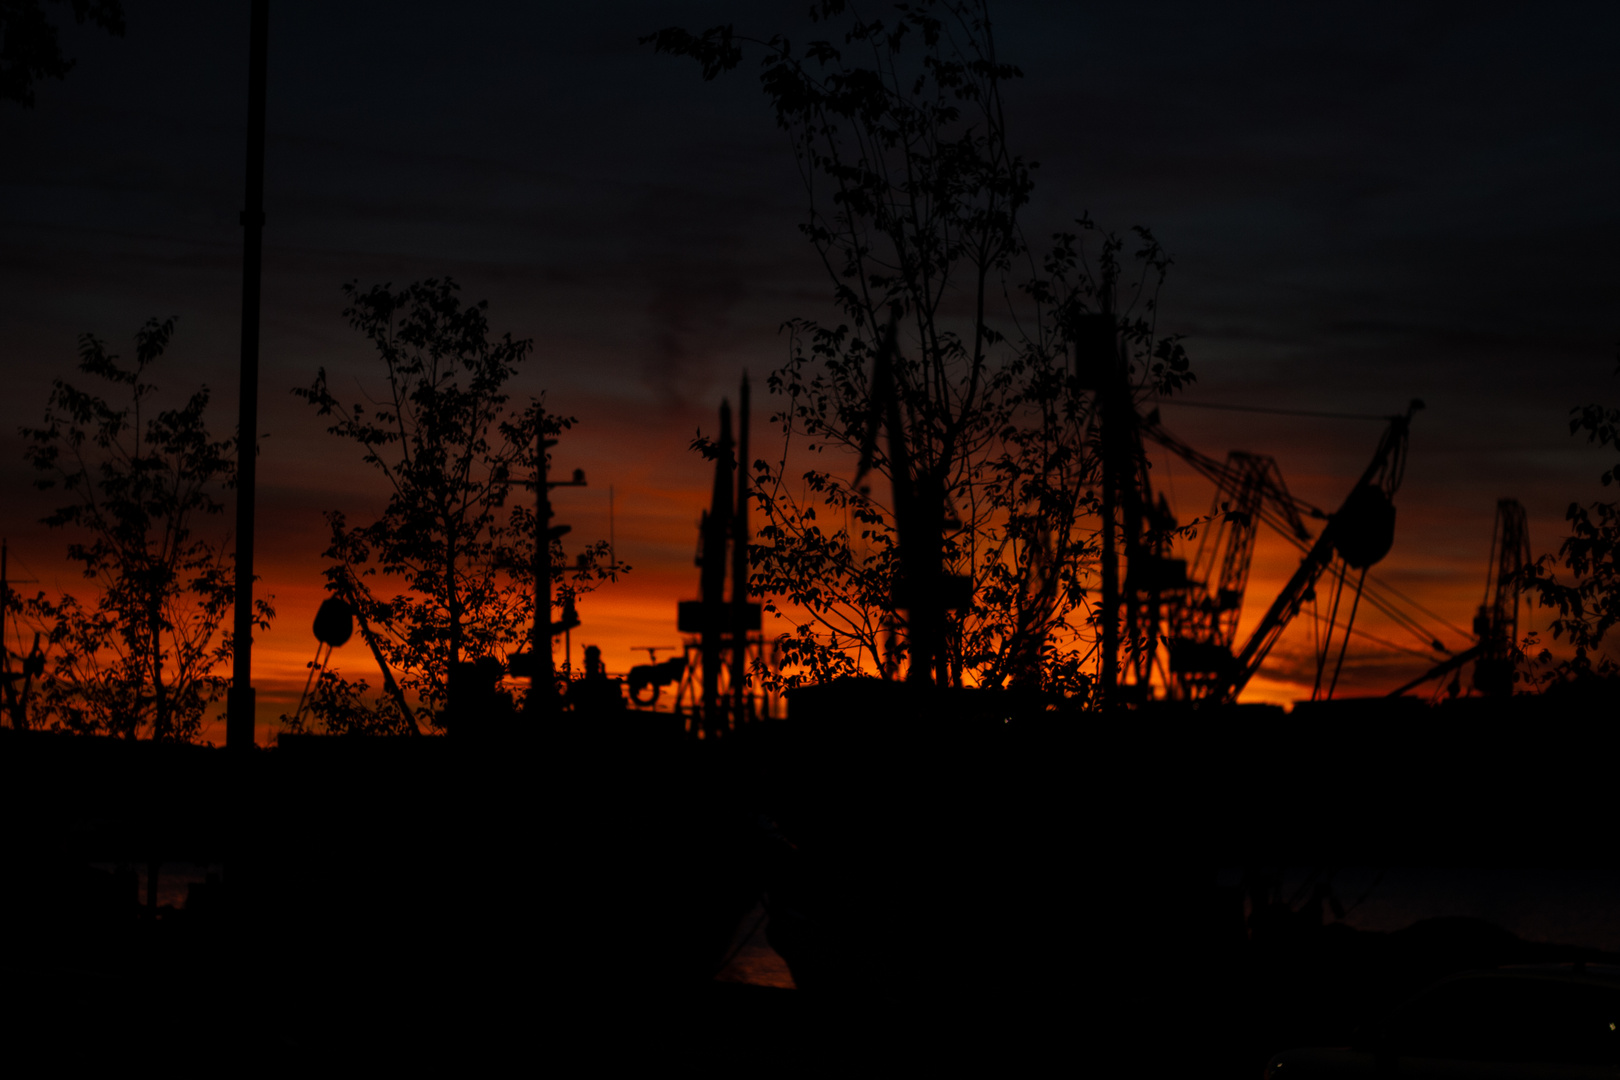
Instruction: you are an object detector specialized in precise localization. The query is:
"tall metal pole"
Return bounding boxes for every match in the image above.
[701,401,734,734]
[228,0,269,752]
[731,374,750,723]
[1,541,12,729]
[530,416,556,726]
[1097,311,1119,712]
[1100,421,1118,709]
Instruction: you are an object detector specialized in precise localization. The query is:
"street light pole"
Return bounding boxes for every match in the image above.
[229,0,269,752]
[531,421,557,726]
[527,410,586,726]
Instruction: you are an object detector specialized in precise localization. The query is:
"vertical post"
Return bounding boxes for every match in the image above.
[1,541,11,729]
[873,340,936,687]
[229,0,269,752]
[731,374,750,723]
[701,401,733,735]
[1097,313,1119,712]
[530,416,556,726]
[3,543,38,731]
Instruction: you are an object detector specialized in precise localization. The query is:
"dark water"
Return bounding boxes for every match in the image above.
[1236,867,1620,952]
[91,860,801,989]
[90,863,1615,994]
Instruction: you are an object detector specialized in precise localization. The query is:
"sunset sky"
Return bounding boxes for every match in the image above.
[2,1,1617,741]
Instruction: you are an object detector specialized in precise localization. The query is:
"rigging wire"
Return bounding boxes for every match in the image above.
[1227,505,1453,657]
[1136,410,1506,699]
[1312,563,1349,700]
[1294,607,1446,663]
[1156,399,1396,422]
[1244,496,1465,653]
[1358,585,1454,654]
[1144,412,1475,647]
[1141,432,1459,653]
[1361,577,1473,644]
[1326,566,1371,700]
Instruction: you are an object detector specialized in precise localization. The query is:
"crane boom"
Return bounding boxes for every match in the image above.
[1472,498,1531,695]
[1214,400,1422,703]
[1386,497,1530,698]
[1141,417,1318,543]
[1164,452,1288,698]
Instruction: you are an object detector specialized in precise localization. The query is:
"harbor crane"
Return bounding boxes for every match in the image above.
[675,378,764,735]
[1386,498,1531,698]
[1134,402,1424,705]
[1141,423,1314,700]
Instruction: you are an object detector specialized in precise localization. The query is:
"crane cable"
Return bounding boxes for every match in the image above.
[1148,424,1465,657]
[1160,400,1399,422]
[1326,566,1372,699]
[1295,607,1450,664]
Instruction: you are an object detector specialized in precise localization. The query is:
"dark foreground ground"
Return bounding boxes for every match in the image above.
[3,685,1614,1073]
[5,898,1605,1075]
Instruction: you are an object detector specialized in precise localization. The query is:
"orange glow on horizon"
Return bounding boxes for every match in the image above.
[7,392,1586,746]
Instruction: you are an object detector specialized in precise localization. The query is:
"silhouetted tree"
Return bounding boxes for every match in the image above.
[649,1,1189,695]
[287,669,404,737]
[295,279,613,733]
[1526,351,1620,682]
[20,317,266,740]
[0,0,124,107]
